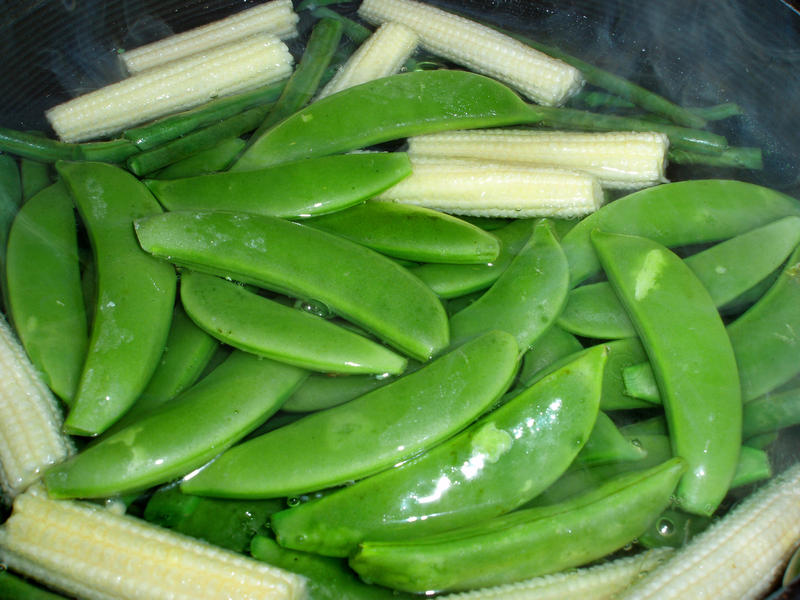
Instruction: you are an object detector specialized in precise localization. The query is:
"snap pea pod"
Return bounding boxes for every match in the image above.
[270,345,605,557]
[592,230,741,516]
[0,127,139,163]
[154,137,246,179]
[57,161,177,436]
[134,210,448,361]
[281,370,401,413]
[449,219,568,351]
[5,181,87,404]
[0,570,67,600]
[43,350,307,499]
[563,180,800,287]
[180,270,407,375]
[305,200,501,264]
[349,458,685,594]
[574,411,647,468]
[19,158,51,201]
[742,385,800,439]
[637,508,712,549]
[516,325,583,386]
[145,153,412,219]
[622,363,662,403]
[182,330,518,498]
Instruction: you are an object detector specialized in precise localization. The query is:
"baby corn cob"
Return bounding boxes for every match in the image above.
[358,0,583,106]
[121,0,299,74]
[47,34,293,143]
[317,22,418,100]
[0,485,308,600]
[408,129,669,190]
[375,157,603,218]
[0,315,72,499]
[620,461,800,600]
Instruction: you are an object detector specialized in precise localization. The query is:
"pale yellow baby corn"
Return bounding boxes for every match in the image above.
[408,129,670,189]
[121,0,299,73]
[0,485,308,600]
[375,157,603,218]
[358,0,583,106]
[0,316,72,499]
[317,22,419,100]
[46,33,293,143]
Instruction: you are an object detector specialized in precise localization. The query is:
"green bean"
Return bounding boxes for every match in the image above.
[0,153,21,304]
[668,146,763,170]
[19,159,52,201]
[0,128,139,163]
[154,138,246,179]
[310,7,372,44]
[688,102,745,121]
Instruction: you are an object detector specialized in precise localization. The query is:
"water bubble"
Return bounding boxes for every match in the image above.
[286,496,300,507]
[657,517,675,537]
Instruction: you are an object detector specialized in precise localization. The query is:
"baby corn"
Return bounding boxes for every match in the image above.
[375,157,603,218]
[317,22,419,100]
[0,485,308,600]
[121,0,299,74]
[47,34,293,143]
[408,129,669,190]
[0,315,72,499]
[358,0,583,106]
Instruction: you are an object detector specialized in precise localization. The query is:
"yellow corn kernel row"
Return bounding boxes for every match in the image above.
[46,34,293,143]
[317,22,419,100]
[0,485,308,600]
[121,0,299,74]
[358,0,583,106]
[408,129,670,190]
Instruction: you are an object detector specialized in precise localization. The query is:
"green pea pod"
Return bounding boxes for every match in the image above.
[743,384,800,439]
[349,458,685,594]
[181,330,519,498]
[622,362,662,403]
[0,570,67,600]
[270,345,605,557]
[134,210,448,362]
[281,370,399,413]
[154,137,246,179]
[180,270,407,375]
[574,411,646,467]
[43,350,307,499]
[57,161,177,436]
[516,325,583,386]
[0,153,21,283]
[449,219,568,351]
[304,201,500,264]
[232,70,539,171]
[563,180,800,287]
[591,230,741,516]
[5,181,87,404]
[638,507,712,549]
[20,158,52,201]
[596,338,653,411]
[558,281,637,339]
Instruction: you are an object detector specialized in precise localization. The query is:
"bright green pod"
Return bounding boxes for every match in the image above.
[180,271,407,375]
[281,371,398,413]
[622,362,662,403]
[5,181,87,403]
[349,458,685,594]
[146,153,412,219]
[636,507,712,549]
[270,345,605,557]
[449,219,568,351]
[134,210,448,362]
[743,384,800,439]
[596,338,653,411]
[43,350,307,499]
[304,201,500,264]
[0,570,67,600]
[516,325,583,386]
[57,161,177,436]
[573,411,646,467]
[563,180,800,287]
[154,137,246,179]
[558,281,637,339]
[181,331,519,498]
[591,230,741,516]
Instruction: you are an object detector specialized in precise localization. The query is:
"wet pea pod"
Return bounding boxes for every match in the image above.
[270,345,605,557]
[591,230,741,516]
[5,181,87,404]
[742,385,800,439]
[57,161,177,436]
[281,369,404,413]
[516,325,583,387]
[349,458,685,594]
[449,219,568,351]
[574,411,646,468]
[19,158,52,201]
[134,210,448,361]
[304,200,500,264]
[562,180,800,287]
[181,330,518,498]
[146,153,412,219]
[43,350,307,499]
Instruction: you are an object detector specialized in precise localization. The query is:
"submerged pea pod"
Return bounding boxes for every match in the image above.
[270,345,605,557]
[134,210,448,361]
[591,230,741,516]
[57,161,177,436]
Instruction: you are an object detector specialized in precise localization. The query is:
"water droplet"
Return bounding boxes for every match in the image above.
[657,517,675,537]
[630,438,642,448]
[287,496,300,507]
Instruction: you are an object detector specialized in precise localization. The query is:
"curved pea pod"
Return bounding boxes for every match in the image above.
[563,180,800,286]
[181,331,518,498]
[281,370,400,413]
[304,200,500,264]
[591,230,741,516]
[597,338,654,411]
[742,384,800,439]
[270,345,605,557]
[134,210,448,362]
[516,325,583,386]
[637,507,712,550]
[574,411,646,467]
[43,350,307,499]
[449,219,569,351]
[56,161,177,436]
[233,69,538,170]
[349,458,685,594]
[5,181,87,404]
[146,153,412,219]
[558,281,637,339]
[180,270,407,375]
